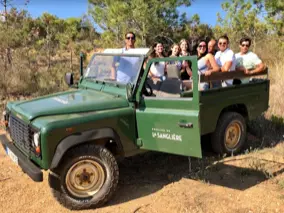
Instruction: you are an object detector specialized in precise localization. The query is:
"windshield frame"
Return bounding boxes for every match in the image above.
[82,53,145,88]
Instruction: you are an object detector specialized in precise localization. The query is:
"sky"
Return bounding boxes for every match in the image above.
[5,0,226,28]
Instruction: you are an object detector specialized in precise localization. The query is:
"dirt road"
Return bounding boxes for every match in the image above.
[0,131,284,213]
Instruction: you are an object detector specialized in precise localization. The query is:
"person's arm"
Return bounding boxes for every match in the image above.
[204,54,220,76]
[236,66,245,72]
[221,61,233,72]
[221,50,234,72]
[182,61,192,77]
[111,65,116,80]
[111,56,120,80]
[244,62,266,75]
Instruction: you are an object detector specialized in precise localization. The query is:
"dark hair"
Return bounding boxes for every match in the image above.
[218,35,229,43]
[148,42,167,64]
[192,38,208,59]
[168,43,180,56]
[125,31,136,39]
[149,42,167,58]
[239,37,251,46]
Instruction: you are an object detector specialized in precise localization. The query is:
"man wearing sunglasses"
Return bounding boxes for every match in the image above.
[124,32,136,50]
[215,35,236,86]
[235,37,265,83]
[111,32,138,83]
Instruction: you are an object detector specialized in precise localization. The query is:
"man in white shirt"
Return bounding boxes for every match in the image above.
[111,32,138,83]
[215,35,236,86]
[235,37,266,83]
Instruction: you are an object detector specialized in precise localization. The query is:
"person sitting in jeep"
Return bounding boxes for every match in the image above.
[235,37,266,83]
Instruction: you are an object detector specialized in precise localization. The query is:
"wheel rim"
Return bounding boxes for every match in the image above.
[65,159,106,198]
[224,120,242,150]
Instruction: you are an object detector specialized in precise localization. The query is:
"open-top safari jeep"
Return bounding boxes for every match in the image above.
[0,48,269,209]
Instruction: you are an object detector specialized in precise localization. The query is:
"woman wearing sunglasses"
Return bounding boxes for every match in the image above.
[215,35,236,87]
[193,39,220,90]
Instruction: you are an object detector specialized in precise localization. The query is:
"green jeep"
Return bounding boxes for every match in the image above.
[0,49,269,210]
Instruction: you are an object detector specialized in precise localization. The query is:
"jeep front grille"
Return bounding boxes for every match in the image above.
[9,114,35,155]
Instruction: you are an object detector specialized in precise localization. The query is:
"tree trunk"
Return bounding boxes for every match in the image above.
[70,49,73,72]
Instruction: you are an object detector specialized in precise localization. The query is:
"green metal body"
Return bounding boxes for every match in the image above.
[5,53,270,170]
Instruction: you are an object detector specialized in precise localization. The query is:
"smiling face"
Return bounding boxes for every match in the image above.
[171,44,180,56]
[218,38,228,52]
[240,41,250,54]
[197,41,207,56]
[155,43,164,55]
[208,40,216,54]
[124,33,136,49]
[180,40,189,53]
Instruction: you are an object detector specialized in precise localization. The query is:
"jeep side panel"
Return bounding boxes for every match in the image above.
[199,80,269,135]
[135,56,202,158]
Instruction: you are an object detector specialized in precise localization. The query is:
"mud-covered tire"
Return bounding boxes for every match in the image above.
[211,112,247,155]
[48,144,119,210]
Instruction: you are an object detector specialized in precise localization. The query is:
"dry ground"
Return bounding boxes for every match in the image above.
[0,129,284,213]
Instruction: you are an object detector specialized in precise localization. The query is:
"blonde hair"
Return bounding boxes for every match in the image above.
[179,39,189,46]
[179,39,190,53]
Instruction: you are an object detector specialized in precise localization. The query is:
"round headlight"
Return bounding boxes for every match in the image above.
[33,132,40,147]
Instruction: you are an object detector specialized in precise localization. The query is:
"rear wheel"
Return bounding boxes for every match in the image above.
[211,112,247,155]
[48,144,119,210]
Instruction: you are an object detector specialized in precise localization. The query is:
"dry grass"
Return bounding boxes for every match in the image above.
[266,61,284,119]
[0,49,75,112]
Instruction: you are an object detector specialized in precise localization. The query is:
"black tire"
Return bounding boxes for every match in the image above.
[48,144,119,210]
[211,112,247,155]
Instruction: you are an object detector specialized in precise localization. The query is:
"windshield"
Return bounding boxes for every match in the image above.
[84,54,144,85]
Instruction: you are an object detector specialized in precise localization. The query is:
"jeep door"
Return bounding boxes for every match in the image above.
[135,57,202,158]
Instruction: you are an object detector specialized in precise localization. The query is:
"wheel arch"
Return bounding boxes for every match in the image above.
[218,103,249,123]
[50,128,124,170]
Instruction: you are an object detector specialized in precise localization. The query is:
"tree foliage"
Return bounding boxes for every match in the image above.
[88,0,193,47]
[216,0,268,48]
[263,0,284,36]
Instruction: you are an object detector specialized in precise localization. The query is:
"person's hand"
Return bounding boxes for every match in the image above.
[183,61,189,67]
[205,70,212,76]
[244,69,254,75]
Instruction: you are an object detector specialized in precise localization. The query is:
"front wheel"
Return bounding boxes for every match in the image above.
[48,144,119,210]
[211,112,247,155]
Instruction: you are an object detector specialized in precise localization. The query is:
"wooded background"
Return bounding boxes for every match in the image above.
[0,0,283,118]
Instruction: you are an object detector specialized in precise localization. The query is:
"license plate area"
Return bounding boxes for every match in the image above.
[6,147,19,165]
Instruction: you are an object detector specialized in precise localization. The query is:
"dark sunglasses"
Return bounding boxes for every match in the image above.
[198,45,206,48]
[241,44,250,47]
[126,36,135,40]
[218,42,227,45]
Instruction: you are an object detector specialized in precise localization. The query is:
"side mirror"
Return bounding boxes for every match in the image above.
[65,73,74,86]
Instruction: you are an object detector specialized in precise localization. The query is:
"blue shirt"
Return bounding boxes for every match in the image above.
[115,48,140,84]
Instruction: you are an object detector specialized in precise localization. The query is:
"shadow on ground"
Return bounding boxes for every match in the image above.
[108,149,284,206]
[108,116,284,207]
[247,114,284,150]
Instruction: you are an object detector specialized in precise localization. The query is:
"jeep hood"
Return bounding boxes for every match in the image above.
[10,89,129,121]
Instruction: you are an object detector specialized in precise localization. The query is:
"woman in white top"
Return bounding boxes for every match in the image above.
[193,39,220,90]
[148,42,167,80]
[215,35,236,86]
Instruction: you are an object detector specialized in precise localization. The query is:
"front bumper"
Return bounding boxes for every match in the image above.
[0,134,43,182]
